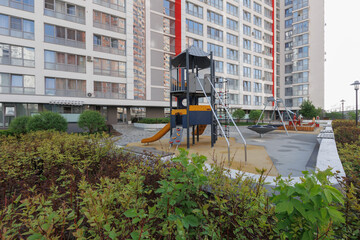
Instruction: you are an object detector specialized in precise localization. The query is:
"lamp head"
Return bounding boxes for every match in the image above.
[351,80,360,90]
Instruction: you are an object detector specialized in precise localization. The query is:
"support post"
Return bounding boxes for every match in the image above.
[186,50,190,149]
[356,89,358,126]
[210,52,215,147]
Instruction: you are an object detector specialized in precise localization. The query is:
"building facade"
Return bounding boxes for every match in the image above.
[0,0,324,128]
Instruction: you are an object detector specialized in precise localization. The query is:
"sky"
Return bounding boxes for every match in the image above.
[324,0,360,111]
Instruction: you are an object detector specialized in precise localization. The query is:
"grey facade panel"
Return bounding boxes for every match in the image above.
[151,69,164,86]
[151,87,164,101]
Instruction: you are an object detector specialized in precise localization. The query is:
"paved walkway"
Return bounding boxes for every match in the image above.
[113,124,319,177]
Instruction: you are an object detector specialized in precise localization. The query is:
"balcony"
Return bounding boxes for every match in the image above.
[93,0,125,12]
[0,56,35,67]
[0,27,34,40]
[45,62,86,73]
[94,68,126,78]
[93,45,125,56]
[44,9,85,24]
[94,91,126,99]
[46,89,86,97]
[44,35,85,49]
[0,0,34,12]
[93,22,126,34]
[163,7,175,17]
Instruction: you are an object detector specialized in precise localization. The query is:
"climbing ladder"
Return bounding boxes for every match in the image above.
[215,78,230,138]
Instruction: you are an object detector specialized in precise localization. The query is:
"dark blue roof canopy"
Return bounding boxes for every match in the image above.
[171,45,211,69]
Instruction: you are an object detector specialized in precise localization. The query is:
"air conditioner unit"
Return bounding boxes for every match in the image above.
[87,56,93,62]
[87,93,93,97]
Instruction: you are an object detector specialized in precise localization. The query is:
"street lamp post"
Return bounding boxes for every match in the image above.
[351,80,360,126]
[340,99,345,119]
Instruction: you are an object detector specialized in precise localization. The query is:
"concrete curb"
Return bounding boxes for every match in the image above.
[134,123,167,130]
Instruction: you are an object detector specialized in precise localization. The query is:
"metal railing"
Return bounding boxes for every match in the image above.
[93,22,125,34]
[45,62,86,73]
[0,0,34,12]
[93,0,125,12]
[94,91,126,99]
[45,35,85,49]
[0,57,34,67]
[93,45,125,56]
[94,68,126,78]
[46,89,86,97]
[200,76,248,163]
[44,9,85,24]
[0,27,34,40]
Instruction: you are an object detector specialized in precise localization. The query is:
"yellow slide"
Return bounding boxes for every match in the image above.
[194,125,207,135]
[141,123,171,143]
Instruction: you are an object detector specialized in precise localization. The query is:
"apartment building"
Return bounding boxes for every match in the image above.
[185,0,275,111]
[276,0,325,109]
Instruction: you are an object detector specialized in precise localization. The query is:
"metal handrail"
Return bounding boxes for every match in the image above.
[203,76,248,163]
[196,77,231,162]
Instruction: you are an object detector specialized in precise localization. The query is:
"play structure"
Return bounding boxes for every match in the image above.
[141,46,247,162]
[248,97,297,137]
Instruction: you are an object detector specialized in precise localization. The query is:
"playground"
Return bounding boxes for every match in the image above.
[120,46,323,178]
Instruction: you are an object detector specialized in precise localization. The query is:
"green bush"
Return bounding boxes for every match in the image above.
[0,129,13,137]
[249,110,263,122]
[232,109,245,122]
[138,117,170,124]
[326,112,343,120]
[332,120,356,130]
[27,112,67,132]
[78,110,106,134]
[9,116,30,135]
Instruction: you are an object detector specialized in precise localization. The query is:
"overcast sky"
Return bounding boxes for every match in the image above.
[325,0,360,111]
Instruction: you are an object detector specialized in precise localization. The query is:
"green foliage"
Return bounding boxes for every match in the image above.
[299,100,318,119]
[334,126,360,145]
[271,169,345,239]
[347,111,357,120]
[325,112,343,120]
[332,119,356,129]
[249,110,263,122]
[78,110,106,134]
[232,109,245,122]
[0,129,13,136]
[27,111,67,132]
[138,117,170,124]
[9,116,30,135]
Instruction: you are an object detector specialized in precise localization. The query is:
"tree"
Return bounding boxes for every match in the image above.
[78,110,106,134]
[232,109,245,122]
[249,110,263,123]
[347,111,356,120]
[9,116,30,135]
[325,112,342,120]
[27,112,68,132]
[299,100,318,119]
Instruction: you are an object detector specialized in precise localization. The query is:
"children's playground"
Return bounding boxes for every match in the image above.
[121,46,324,177]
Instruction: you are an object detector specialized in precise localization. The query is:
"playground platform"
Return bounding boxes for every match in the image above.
[114,124,320,178]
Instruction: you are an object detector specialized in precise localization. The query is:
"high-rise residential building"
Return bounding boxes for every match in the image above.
[276,0,325,110]
[0,0,324,129]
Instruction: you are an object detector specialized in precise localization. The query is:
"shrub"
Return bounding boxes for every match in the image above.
[249,110,263,122]
[0,129,13,137]
[9,116,30,135]
[334,126,360,145]
[332,120,356,130]
[232,109,245,122]
[325,111,343,120]
[27,112,67,132]
[138,117,170,124]
[299,100,318,119]
[78,110,106,134]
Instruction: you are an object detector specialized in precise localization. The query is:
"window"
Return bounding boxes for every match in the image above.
[227,63,238,75]
[285,87,293,96]
[229,94,239,105]
[294,46,308,59]
[93,10,126,34]
[285,7,292,17]
[264,84,273,94]
[293,33,309,46]
[44,23,85,48]
[253,29,262,40]
[253,15,262,27]
[243,81,251,92]
[293,21,309,34]
[93,34,126,55]
[93,0,125,12]
[243,39,251,50]
[293,59,309,71]
[243,67,251,78]
[226,18,238,31]
[263,33,272,44]
[186,2,203,18]
[227,78,239,90]
[253,2,262,14]
[227,48,238,60]
[163,0,175,17]
[254,96,262,106]
[207,11,223,26]
[264,46,272,56]
[285,76,293,85]
[214,60,223,73]
[264,8,272,19]
[254,69,262,80]
[293,8,309,23]
[243,53,251,64]
[285,19,293,28]
[293,71,309,83]
[264,20,272,31]
[227,33,238,46]
[0,73,35,94]
[285,0,293,6]
[0,43,35,67]
[253,56,262,67]
[243,24,251,36]
[44,0,85,24]
[253,42,262,53]
[207,43,223,57]
[285,41,293,51]
[285,30,293,40]
[44,50,86,73]
[207,26,223,41]
[186,19,203,35]
[93,58,126,77]
[208,0,223,10]
[243,11,251,22]
[186,37,203,49]
[226,3,238,16]
[264,71,272,81]
[285,99,293,107]
[45,77,85,97]
[94,81,126,99]
[285,64,293,74]
[293,0,308,10]
[293,84,309,96]
[243,95,251,105]
[0,14,34,40]
[243,0,251,8]
[285,53,293,62]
